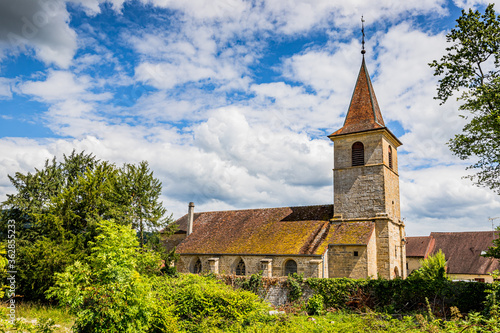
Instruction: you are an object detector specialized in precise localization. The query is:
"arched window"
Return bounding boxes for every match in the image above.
[284,260,297,275]
[193,258,202,274]
[388,146,393,169]
[352,142,364,166]
[235,259,246,276]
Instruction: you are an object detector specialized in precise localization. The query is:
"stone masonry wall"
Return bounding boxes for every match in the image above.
[176,254,325,278]
[328,244,369,279]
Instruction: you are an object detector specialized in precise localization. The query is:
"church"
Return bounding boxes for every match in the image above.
[164,52,407,280]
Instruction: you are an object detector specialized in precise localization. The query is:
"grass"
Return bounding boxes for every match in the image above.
[1,302,498,333]
[1,302,74,332]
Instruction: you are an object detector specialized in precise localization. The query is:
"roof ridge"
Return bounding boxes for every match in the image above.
[181,203,333,215]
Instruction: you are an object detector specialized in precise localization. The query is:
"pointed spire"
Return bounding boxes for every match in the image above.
[329,57,385,137]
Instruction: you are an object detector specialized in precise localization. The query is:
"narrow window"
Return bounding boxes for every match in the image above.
[193,258,202,274]
[352,142,364,166]
[388,146,393,169]
[284,260,297,275]
[353,251,359,257]
[235,259,246,276]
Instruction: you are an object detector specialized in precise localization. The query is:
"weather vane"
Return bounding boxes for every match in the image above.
[361,16,366,55]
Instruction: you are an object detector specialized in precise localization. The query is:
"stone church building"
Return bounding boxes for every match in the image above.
[165,55,407,279]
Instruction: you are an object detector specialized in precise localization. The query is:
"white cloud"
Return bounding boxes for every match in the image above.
[0,0,77,68]
[453,0,500,10]
[402,166,500,235]
[0,78,13,98]
[20,70,112,103]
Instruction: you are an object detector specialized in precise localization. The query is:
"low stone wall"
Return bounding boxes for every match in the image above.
[217,275,314,307]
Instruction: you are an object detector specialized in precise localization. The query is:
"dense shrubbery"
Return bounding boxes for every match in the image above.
[305,277,490,316]
[150,274,270,332]
[47,220,270,332]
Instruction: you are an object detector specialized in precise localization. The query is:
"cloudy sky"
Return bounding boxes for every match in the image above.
[0,0,499,236]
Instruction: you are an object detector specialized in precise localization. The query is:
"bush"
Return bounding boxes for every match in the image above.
[48,221,154,332]
[150,274,270,332]
[306,294,324,315]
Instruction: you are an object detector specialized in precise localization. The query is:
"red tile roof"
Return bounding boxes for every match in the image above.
[406,236,435,258]
[329,57,385,137]
[174,205,375,256]
[407,232,500,275]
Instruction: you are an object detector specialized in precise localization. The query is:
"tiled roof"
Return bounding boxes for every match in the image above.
[407,232,500,275]
[329,57,385,137]
[406,236,435,258]
[174,205,375,256]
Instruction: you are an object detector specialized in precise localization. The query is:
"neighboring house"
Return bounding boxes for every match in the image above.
[164,52,407,279]
[406,232,500,282]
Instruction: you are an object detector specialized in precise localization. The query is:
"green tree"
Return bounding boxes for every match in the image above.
[116,161,170,248]
[48,220,154,332]
[409,249,449,281]
[430,4,500,194]
[0,151,171,301]
[484,226,500,258]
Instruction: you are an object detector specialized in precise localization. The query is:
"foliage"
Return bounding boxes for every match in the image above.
[306,294,324,315]
[287,273,304,302]
[307,278,367,309]
[484,226,500,258]
[0,246,7,299]
[409,249,449,281]
[0,150,172,301]
[240,272,263,294]
[430,4,500,193]
[114,161,170,247]
[0,307,57,333]
[48,220,154,332]
[484,270,500,316]
[150,273,270,332]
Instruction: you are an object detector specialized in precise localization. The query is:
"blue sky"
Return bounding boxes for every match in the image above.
[0,0,499,236]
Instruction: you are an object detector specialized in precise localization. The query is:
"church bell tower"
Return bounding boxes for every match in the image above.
[328,39,406,278]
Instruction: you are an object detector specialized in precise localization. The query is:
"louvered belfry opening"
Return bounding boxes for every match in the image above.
[352,142,365,166]
[388,146,393,169]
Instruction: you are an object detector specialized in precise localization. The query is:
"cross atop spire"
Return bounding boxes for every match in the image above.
[361,16,366,55]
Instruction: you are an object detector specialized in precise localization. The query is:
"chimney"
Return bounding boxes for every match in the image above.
[187,202,194,235]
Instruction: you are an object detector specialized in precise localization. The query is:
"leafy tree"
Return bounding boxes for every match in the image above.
[0,245,7,299]
[430,4,500,194]
[48,220,154,332]
[484,226,500,258]
[116,161,170,247]
[409,249,449,281]
[0,150,172,301]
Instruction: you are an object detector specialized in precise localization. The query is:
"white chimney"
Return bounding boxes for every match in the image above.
[187,202,194,235]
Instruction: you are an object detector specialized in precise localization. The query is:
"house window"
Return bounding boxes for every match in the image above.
[193,258,202,274]
[235,259,246,276]
[475,278,485,283]
[388,146,393,169]
[353,251,359,257]
[285,260,297,275]
[352,142,364,166]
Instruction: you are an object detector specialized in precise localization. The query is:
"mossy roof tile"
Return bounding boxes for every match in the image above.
[174,205,374,256]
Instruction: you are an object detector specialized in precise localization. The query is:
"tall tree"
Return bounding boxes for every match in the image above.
[115,161,171,247]
[0,151,171,300]
[430,4,500,194]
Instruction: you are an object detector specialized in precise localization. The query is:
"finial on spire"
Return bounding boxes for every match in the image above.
[361,16,366,55]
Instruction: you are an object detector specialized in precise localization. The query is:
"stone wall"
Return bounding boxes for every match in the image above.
[176,254,325,278]
[217,275,314,307]
[327,243,369,278]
